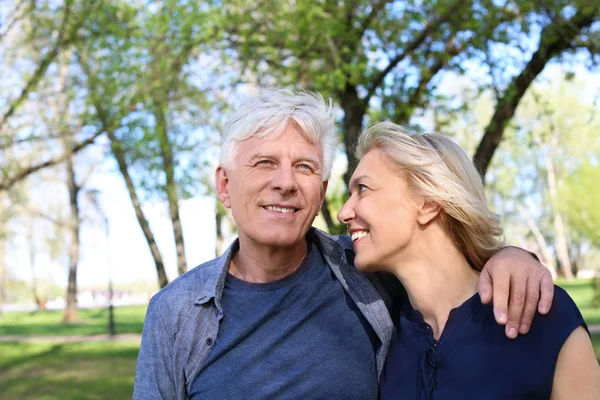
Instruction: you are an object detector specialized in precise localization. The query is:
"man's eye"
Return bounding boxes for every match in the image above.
[298,163,312,171]
[257,160,273,165]
[358,184,368,193]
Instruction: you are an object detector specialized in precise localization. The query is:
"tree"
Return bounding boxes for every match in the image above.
[561,162,600,248]
[488,74,600,278]
[74,0,223,286]
[0,1,103,194]
[473,3,599,180]
[225,1,598,221]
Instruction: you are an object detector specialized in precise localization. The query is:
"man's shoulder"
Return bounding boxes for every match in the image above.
[332,233,354,251]
[147,257,221,316]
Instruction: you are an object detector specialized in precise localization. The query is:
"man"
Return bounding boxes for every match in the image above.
[133,90,554,399]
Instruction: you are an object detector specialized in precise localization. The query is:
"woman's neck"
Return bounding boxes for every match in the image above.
[389,226,480,339]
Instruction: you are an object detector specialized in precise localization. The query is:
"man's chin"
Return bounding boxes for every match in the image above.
[254,231,305,249]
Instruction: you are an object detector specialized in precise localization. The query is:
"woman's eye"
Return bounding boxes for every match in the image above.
[298,163,312,171]
[358,184,368,193]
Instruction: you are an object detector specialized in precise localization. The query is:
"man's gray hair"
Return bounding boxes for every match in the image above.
[219,89,338,181]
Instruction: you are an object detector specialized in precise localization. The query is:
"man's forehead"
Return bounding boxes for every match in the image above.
[236,133,322,159]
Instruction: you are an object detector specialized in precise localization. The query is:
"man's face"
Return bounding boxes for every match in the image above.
[216,122,328,251]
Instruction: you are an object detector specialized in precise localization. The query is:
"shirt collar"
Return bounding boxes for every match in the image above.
[194,238,239,312]
[193,228,346,311]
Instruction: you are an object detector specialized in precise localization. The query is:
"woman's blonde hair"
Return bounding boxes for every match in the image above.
[357,122,504,269]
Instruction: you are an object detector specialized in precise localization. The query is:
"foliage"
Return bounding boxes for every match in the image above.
[561,162,600,248]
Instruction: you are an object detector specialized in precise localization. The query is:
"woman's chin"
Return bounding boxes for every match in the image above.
[354,256,384,273]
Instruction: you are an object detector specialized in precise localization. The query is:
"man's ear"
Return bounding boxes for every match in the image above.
[417,200,442,226]
[215,166,231,209]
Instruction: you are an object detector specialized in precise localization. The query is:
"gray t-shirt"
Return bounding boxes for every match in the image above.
[189,241,378,399]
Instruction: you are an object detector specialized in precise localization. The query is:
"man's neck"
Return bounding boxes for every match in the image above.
[390,228,479,340]
[229,237,309,283]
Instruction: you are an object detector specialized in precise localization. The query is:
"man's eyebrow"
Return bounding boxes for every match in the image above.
[248,153,275,162]
[295,156,321,166]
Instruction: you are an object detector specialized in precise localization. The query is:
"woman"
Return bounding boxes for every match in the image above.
[337,122,600,399]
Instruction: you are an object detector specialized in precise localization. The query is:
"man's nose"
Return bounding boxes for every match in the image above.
[337,199,355,224]
[271,164,299,193]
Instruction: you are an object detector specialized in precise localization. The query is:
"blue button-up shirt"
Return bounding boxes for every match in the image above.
[133,228,394,400]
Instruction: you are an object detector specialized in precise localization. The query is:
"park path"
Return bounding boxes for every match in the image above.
[1,325,600,343]
[0,333,142,343]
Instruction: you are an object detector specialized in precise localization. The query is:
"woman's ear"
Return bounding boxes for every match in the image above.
[417,200,442,226]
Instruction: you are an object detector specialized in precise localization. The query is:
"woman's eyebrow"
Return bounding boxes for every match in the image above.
[349,174,372,190]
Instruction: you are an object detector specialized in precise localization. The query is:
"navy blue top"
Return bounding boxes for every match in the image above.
[380,286,587,399]
[190,241,378,399]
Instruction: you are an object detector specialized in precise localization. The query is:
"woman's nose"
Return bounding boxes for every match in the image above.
[337,199,355,224]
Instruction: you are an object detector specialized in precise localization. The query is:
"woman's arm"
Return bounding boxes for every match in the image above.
[550,326,600,399]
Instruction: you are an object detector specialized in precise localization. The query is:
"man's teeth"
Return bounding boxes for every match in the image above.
[351,231,368,242]
[265,206,296,213]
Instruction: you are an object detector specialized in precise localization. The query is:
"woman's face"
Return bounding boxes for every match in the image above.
[337,148,421,272]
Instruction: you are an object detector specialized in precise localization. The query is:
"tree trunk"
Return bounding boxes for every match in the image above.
[516,201,557,278]
[545,152,574,280]
[553,212,574,280]
[63,150,80,322]
[340,86,368,188]
[320,197,346,235]
[0,192,6,318]
[76,50,169,289]
[107,131,169,288]
[473,7,598,181]
[155,103,187,276]
[28,222,47,311]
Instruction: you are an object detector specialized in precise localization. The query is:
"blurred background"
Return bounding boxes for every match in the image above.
[0,0,599,398]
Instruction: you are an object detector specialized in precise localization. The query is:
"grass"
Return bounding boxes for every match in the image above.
[555,278,600,326]
[0,341,139,400]
[0,305,147,336]
[0,306,146,399]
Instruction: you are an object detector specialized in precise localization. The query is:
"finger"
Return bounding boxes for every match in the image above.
[538,271,554,314]
[505,274,527,339]
[518,277,540,334]
[491,269,510,325]
[477,268,493,304]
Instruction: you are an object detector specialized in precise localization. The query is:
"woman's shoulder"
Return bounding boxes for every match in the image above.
[528,284,588,343]
[545,285,587,327]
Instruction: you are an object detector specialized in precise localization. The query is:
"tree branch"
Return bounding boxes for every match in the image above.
[357,0,392,39]
[364,1,463,102]
[401,38,465,120]
[0,129,104,191]
[473,6,599,181]
[0,0,98,130]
